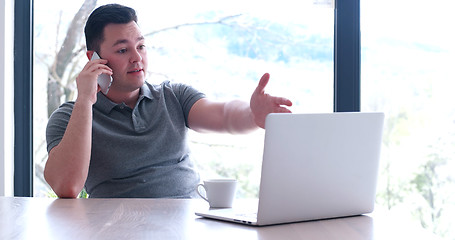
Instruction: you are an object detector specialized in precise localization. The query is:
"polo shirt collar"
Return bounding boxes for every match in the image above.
[94,83,153,114]
[139,83,153,101]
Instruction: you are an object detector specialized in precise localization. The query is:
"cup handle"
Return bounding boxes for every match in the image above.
[196,184,209,202]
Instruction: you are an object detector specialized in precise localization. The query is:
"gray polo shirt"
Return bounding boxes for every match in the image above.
[46,81,206,198]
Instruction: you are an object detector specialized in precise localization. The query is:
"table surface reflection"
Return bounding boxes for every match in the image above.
[0,197,438,240]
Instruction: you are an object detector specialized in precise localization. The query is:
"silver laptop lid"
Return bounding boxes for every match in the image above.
[256,112,384,225]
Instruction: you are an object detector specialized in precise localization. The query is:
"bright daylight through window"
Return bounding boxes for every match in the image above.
[361,1,455,239]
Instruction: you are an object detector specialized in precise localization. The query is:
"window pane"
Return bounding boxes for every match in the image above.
[361,1,455,239]
[34,0,333,197]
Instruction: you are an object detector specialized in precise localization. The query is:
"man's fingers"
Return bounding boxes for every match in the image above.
[255,73,270,93]
[274,96,293,107]
[277,107,292,113]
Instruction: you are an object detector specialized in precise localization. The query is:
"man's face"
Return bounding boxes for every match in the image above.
[98,21,148,93]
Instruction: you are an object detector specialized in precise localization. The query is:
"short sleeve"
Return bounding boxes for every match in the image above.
[46,102,75,152]
[170,83,206,126]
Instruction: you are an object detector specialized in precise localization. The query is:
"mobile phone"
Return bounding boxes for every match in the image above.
[90,52,113,95]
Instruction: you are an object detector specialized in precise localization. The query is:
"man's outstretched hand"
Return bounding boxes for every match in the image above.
[250,73,293,128]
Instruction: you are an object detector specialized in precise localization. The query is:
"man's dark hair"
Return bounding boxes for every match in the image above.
[84,4,138,53]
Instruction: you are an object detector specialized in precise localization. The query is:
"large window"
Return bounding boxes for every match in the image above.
[15,0,452,238]
[361,1,455,239]
[33,0,334,198]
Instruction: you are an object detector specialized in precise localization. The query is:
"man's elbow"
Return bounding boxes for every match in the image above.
[44,172,82,198]
[55,187,82,198]
[50,184,82,198]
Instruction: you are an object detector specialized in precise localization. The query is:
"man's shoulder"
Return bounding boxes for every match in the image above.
[144,80,195,97]
[49,101,76,118]
[57,101,75,111]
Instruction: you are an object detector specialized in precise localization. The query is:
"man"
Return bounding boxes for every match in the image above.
[44,4,292,198]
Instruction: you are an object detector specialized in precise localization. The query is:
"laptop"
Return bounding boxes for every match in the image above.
[195,112,385,226]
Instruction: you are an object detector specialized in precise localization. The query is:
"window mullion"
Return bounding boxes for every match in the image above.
[334,0,361,112]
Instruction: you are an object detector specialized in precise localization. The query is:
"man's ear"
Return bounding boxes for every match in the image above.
[86,51,94,60]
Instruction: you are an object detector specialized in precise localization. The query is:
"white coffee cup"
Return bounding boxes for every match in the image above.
[196,179,237,208]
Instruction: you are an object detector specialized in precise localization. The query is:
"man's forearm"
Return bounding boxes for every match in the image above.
[44,100,93,198]
[223,100,259,134]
